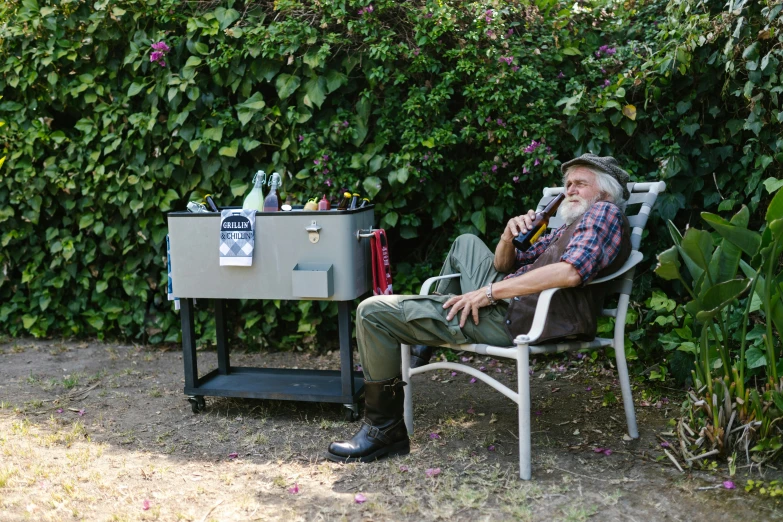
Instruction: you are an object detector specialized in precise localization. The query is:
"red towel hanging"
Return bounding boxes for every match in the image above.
[370,229,393,295]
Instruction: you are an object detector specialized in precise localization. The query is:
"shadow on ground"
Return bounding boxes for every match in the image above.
[0,339,780,521]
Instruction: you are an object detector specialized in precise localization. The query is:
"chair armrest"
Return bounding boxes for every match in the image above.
[514,286,565,345]
[587,251,643,286]
[420,274,460,296]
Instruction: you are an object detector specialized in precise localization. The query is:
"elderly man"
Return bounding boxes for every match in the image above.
[325,154,632,464]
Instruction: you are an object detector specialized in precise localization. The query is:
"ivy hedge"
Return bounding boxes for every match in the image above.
[0,0,780,357]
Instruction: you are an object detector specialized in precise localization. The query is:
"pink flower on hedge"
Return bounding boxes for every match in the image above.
[325,178,333,187]
[298,135,304,142]
[149,41,170,67]
[534,159,540,166]
[557,71,565,79]
[485,10,493,23]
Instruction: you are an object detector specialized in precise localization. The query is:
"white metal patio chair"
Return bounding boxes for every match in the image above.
[401,181,666,480]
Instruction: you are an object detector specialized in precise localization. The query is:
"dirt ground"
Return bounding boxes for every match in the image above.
[0,339,781,521]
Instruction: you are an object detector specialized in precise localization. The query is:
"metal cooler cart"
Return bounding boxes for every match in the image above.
[167,206,375,419]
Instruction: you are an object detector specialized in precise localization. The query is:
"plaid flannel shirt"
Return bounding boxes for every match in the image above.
[503,201,625,285]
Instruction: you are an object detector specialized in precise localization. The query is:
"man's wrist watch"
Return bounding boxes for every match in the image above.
[485,283,497,306]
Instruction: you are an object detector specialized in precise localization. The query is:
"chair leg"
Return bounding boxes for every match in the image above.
[615,294,639,439]
[517,339,531,480]
[401,343,414,436]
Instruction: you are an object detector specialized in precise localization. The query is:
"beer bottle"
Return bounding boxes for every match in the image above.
[204,194,219,212]
[336,191,352,210]
[318,194,331,210]
[263,172,282,212]
[512,192,566,251]
[348,193,361,210]
[358,198,370,208]
[242,171,266,211]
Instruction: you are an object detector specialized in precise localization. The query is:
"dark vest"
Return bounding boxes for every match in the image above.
[503,209,631,343]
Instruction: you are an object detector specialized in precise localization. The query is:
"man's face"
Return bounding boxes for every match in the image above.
[559,167,603,225]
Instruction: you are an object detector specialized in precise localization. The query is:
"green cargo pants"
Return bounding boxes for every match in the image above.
[356,234,513,382]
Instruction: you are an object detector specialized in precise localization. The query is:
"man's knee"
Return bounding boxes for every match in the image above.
[452,233,484,251]
[357,295,398,325]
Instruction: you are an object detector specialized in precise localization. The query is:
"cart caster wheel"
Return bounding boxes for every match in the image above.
[343,404,359,422]
[188,396,206,413]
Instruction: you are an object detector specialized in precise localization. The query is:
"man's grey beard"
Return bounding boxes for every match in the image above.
[558,195,599,225]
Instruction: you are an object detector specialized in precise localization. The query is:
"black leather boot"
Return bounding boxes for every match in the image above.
[409,345,434,368]
[325,377,409,463]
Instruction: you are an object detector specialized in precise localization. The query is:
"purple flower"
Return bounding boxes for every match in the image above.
[534,410,542,416]
[425,12,433,19]
[429,432,441,440]
[469,377,477,384]
[56,408,63,413]
[77,408,85,416]
[496,368,503,373]
[342,120,349,127]
[423,153,430,160]
[142,499,151,511]
[313,159,320,165]
[723,481,735,489]
[355,493,367,503]
[585,386,592,391]
[557,71,565,79]
[534,159,540,166]
[228,452,239,459]
[502,162,508,168]
[488,445,496,451]
[485,10,493,22]
[479,366,487,371]
[496,118,505,127]
[325,178,333,187]
[522,167,529,174]
[499,56,513,65]
[413,48,420,56]
[298,135,304,142]
[595,51,601,58]
[601,68,607,74]
[604,79,611,87]
[323,168,330,174]
[523,140,541,153]
[467,407,475,414]
[486,30,494,37]
[507,29,514,36]
[288,483,300,494]
[450,371,457,377]
[660,441,670,448]
[491,165,497,173]
[150,51,163,63]
[425,467,441,478]
[399,465,409,472]
[151,41,170,52]
[511,65,519,72]
[322,154,329,160]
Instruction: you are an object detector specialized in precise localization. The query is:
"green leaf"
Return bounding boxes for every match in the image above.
[695,278,750,322]
[325,69,347,93]
[680,228,713,273]
[765,185,783,223]
[746,347,766,369]
[219,140,238,157]
[562,47,581,56]
[654,246,682,281]
[78,214,94,230]
[363,177,382,199]
[701,211,761,257]
[383,211,399,228]
[184,56,202,68]
[203,127,223,141]
[194,42,209,55]
[470,210,486,235]
[128,81,145,96]
[275,74,301,100]
[421,138,435,148]
[302,76,326,109]
[763,177,783,194]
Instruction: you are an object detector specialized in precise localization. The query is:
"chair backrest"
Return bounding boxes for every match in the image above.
[535,181,666,251]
